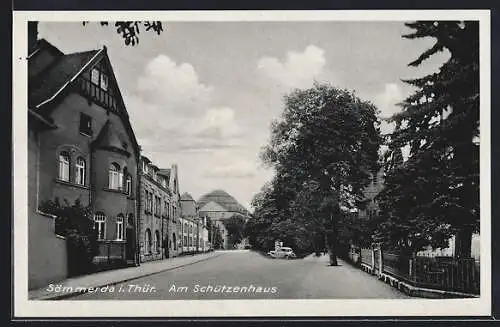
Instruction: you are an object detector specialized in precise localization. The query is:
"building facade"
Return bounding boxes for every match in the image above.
[138,156,172,262]
[179,192,210,253]
[197,190,250,249]
[28,23,141,283]
[159,165,181,257]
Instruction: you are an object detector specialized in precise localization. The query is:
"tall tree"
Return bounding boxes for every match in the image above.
[261,83,382,265]
[224,214,246,247]
[377,21,479,257]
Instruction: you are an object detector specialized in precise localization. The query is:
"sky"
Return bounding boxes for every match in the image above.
[38,21,448,210]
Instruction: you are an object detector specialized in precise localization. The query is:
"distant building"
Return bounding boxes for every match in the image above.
[197,190,250,249]
[357,168,385,221]
[180,192,198,253]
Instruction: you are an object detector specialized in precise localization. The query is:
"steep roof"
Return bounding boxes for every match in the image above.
[180,192,194,201]
[158,168,171,181]
[27,38,141,159]
[197,189,248,214]
[29,41,101,108]
[91,119,130,155]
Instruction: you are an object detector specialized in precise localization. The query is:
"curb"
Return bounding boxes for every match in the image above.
[358,262,479,299]
[31,252,225,301]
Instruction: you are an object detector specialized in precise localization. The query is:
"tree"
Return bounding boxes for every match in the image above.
[261,82,382,265]
[82,21,164,46]
[38,198,99,276]
[377,21,479,258]
[206,216,224,249]
[224,214,246,247]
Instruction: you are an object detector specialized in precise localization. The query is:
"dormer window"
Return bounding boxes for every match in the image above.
[91,67,109,91]
[100,74,108,91]
[91,68,99,85]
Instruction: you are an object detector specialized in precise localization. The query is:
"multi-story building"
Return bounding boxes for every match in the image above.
[158,164,181,257]
[180,192,205,253]
[197,189,250,249]
[28,22,141,282]
[138,156,172,262]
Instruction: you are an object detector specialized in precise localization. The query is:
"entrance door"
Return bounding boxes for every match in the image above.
[126,227,135,261]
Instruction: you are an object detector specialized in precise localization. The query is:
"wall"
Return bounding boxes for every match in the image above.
[28,124,67,290]
[28,212,68,290]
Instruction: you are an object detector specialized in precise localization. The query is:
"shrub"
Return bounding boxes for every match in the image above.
[39,198,98,276]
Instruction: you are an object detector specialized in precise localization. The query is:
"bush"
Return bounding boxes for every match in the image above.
[39,198,98,277]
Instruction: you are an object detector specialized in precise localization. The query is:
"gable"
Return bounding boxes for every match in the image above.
[199,201,229,213]
[29,47,101,108]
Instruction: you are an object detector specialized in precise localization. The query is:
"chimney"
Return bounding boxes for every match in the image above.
[28,21,38,54]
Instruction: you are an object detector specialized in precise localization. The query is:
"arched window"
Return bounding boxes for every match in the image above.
[58,151,70,181]
[75,157,86,185]
[145,229,152,254]
[109,162,122,190]
[94,212,106,240]
[116,214,124,240]
[155,230,160,253]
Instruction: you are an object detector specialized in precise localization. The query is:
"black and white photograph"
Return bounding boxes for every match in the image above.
[13,10,491,317]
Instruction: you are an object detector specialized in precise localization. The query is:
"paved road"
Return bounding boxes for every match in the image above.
[71,250,411,300]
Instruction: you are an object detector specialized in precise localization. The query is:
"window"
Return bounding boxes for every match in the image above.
[94,213,106,240]
[91,68,99,85]
[108,163,122,190]
[155,231,160,253]
[145,229,152,254]
[126,175,132,195]
[75,157,86,185]
[155,196,161,215]
[100,73,109,91]
[79,113,93,136]
[146,191,153,213]
[116,214,124,240]
[91,67,109,91]
[184,236,188,246]
[58,152,70,181]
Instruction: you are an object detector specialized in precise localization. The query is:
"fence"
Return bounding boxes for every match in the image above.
[357,246,480,295]
[92,241,128,272]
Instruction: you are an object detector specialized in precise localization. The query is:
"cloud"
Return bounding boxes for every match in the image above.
[136,55,213,115]
[373,83,406,135]
[126,55,246,155]
[191,107,243,139]
[257,45,326,89]
[203,161,256,179]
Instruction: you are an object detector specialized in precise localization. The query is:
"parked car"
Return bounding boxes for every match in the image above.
[267,247,296,259]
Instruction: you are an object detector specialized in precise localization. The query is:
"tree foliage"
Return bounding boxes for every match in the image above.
[251,82,382,264]
[82,21,164,46]
[205,216,224,249]
[375,21,479,257]
[224,214,246,247]
[38,198,99,276]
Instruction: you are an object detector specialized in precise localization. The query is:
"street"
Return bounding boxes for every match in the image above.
[71,250,411,300]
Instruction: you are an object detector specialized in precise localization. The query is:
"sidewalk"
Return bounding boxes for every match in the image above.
[28,251,224,300]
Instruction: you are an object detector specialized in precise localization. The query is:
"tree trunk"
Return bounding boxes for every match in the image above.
[325,231,338,266]
[454,226,473,258]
